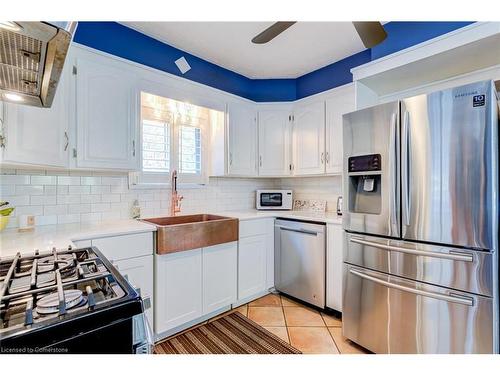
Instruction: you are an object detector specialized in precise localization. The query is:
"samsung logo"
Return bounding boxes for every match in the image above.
[454,90,479,98]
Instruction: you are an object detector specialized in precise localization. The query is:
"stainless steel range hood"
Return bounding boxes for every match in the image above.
[0,22,77,108]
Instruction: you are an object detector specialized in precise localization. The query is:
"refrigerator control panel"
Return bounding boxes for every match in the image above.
[348,154,381,172]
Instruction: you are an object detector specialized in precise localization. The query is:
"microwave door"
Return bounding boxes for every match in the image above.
[342,101,400,238]
[261,193,282,207]
[401,81,497,250]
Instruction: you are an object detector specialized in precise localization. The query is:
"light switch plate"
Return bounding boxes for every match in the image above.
[175,56,191,74]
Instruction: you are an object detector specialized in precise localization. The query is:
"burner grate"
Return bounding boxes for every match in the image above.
[0,247,127,332]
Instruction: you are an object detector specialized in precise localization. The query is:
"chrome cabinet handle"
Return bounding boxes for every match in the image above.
[64,131,69,151]
[132,140,136,157]
[350,237,474,262]
[229,152,233,166]
[259,155,262,167]
[325,151,329,164]
[278,226,319,236]
[349,268,474,306]
[320,152,324,164]
[402,111,411,227]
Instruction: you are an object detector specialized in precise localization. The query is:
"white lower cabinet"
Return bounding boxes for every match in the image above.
[237,218,275,303]
[114,255,154,326]
[155,242,238,335]
[73,232,155,327]
[326,223,344,312]
[238,235,267,300]
[202,242,237,314]
[155,249,203,334]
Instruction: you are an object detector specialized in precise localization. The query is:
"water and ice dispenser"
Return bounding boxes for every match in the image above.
[347,154,382,215]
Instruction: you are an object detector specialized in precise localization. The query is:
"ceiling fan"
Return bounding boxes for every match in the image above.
[251,21,387,48]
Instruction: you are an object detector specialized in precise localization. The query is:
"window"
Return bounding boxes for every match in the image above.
[142,119,170,172]
[130,92,221,187]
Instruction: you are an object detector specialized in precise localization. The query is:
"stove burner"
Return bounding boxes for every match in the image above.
[37,254,74,273]
[0,247,128,334]
[36,290,84,315]
[36,271,55,288]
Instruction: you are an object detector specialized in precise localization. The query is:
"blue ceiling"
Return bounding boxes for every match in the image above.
[74,21,474,102]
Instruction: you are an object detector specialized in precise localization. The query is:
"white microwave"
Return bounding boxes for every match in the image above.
[256,190,293,210]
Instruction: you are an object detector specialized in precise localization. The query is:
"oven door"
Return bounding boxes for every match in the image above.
[342,265,494,354]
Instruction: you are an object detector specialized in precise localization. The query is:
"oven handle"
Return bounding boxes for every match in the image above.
[349,268,474,306]
[278,226,319,236]
[350,237,474,262]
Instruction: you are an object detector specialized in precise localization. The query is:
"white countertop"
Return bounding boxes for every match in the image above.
[0,219,156,258]
[217,209,343,225]
[0,210,342,258]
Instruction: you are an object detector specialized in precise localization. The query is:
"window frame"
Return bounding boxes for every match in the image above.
[130,80,221,189]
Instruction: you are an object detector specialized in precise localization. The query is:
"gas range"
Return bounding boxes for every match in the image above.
[0,246,150,354]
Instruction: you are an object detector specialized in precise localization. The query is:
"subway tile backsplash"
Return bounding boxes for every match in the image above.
[0,169,342,228]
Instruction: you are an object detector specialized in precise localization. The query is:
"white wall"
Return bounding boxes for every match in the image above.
[280,176,342,213]
[0,166,345,229]
[0,168,279,228]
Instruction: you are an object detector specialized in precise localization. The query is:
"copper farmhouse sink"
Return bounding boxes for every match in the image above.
[142,214,239,255]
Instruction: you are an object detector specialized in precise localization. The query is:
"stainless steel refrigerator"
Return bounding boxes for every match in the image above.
[342,80,499,354]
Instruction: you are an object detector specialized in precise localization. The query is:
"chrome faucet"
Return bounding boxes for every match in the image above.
[170,170,183,216]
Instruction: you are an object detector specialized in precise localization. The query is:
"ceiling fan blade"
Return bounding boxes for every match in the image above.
[352,22,387,48]
[252,22,296,44]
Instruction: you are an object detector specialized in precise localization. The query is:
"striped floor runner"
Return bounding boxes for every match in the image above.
[155,312,301,354]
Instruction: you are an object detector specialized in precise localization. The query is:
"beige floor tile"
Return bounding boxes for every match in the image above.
[248,294,282,307]
[283,306,325,327]
[288,327,339,354]
[321,312,342,327]
[328,327,370,354]
[247,306,286,326]
[233,304,248,317]
[262,326,289,343]
[281,295,301,307]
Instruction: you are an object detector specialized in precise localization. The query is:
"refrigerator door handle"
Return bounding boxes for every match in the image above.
[349,237,474,262]
[389,113,398,229]
[349,268,474,306]
[402,110,411,227]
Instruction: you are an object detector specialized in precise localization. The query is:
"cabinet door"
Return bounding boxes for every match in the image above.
[2,68,70,167]
[227,102,257,176]
[154,249,202,334]
[265,218,275,289]
[258,110,291,176]
[202,242,237,314]
[114,255,154,327]
[293,101,326,175]
[75,55,137,170]
[326,224,344,312]
[325,85,355,174]
[238,235,267,300]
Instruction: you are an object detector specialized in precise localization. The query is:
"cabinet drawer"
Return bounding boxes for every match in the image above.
[239,219,270,238]
[91,232,153,262]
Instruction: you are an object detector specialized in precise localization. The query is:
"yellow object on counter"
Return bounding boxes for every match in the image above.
[0,216,10,231]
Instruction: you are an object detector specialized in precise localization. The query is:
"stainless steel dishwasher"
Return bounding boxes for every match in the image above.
[274,219,326,308]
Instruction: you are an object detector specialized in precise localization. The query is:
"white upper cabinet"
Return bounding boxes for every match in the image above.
[74,51,138,170]
[325,84,355,174]
[226,102,257,176]
[292,101,326,175]
[258,109,291,176]
[1,66,70,168]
